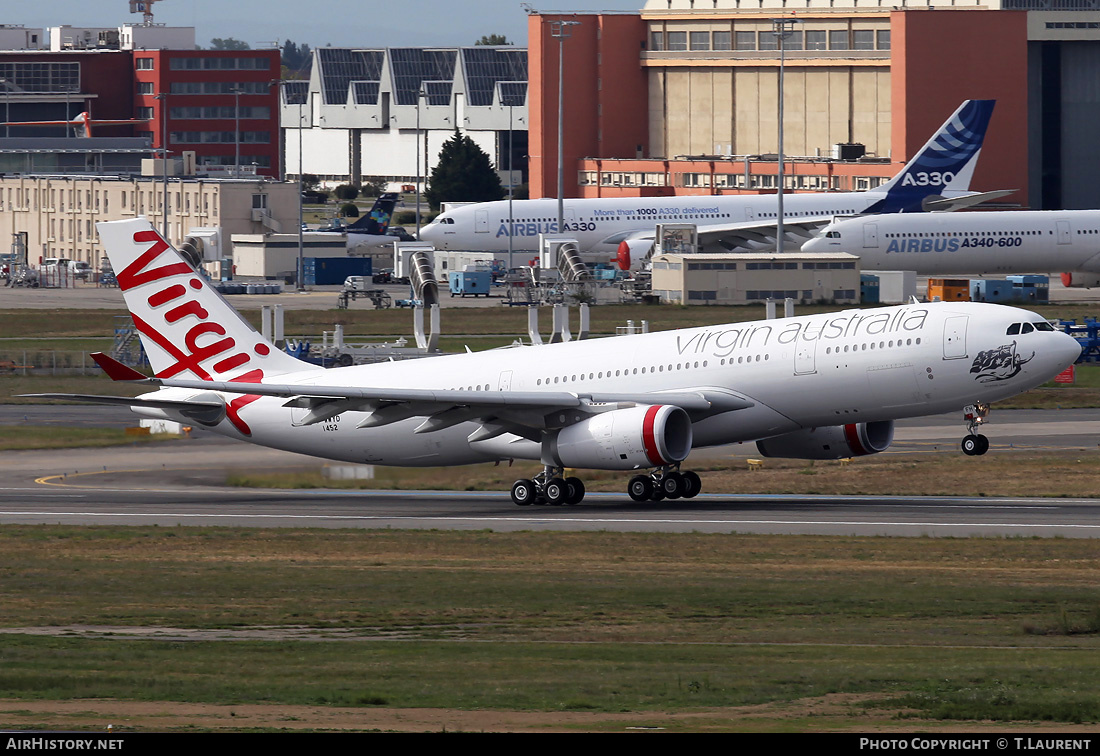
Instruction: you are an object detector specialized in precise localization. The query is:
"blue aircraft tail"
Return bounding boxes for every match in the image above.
[346,192,399,234]
[864,100,995,214]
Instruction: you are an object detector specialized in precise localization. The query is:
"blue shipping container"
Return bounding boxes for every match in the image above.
[860,274,880,304]
[448,270,492,297]
[302,257,373,286]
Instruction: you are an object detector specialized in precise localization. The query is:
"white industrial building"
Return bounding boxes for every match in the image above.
[280,46,528,190]
[651,253,861,306]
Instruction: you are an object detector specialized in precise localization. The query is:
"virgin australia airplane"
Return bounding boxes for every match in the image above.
[803,209,1100,289]
[420,100,1010,270]
[25,218,1080,505]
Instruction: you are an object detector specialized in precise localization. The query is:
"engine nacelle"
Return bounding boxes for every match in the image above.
[756,421,894,460]
[548,405,693,470]
[616,238,655,271]
[1061,272,1100,289]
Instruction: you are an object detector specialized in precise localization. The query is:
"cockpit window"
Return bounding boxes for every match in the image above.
[1033,321,1054,332]
[1007,323,1021,335]
[1021,323,1034,334]
[825,231,841,239]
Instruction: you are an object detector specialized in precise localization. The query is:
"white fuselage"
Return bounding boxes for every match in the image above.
[139,301,1080,468]
[804,210,1100,275]
[419,194,881,257]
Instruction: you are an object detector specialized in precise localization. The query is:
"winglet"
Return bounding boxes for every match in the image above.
[91,352,154,382]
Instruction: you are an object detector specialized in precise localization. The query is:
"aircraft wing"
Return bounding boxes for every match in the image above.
[25,352,755,442]
[695,217,830,252]
[604,216,833,255]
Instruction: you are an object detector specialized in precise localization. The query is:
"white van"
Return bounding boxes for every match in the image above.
[41,257,71,272]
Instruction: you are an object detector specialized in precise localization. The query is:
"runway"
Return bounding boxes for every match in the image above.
[2,406,1098,537]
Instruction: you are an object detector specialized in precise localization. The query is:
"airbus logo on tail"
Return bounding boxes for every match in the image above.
[901,171,955,187]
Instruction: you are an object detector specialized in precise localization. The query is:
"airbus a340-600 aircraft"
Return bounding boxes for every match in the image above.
[27,218,1080,505]
[420,100,1010,271]
[803,209,1100,289]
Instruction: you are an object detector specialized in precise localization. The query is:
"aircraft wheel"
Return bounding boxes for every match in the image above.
[961,435,979,456]
[660,472,684,499]
[544,477,569,505]
[511,479,536,506]
[650,486,666,502]
[681,471,702,499]
[974,434,989,456]
[565,476,586,505]
[627,475,652,503]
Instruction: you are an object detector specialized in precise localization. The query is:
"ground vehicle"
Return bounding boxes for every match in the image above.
[41,257,72,273]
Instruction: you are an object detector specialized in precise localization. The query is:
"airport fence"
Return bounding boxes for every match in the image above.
[0,350,103,376]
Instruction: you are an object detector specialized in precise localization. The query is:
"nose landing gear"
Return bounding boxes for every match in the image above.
[961,402,990,456]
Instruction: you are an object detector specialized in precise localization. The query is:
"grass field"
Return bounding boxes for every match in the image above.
[4,303,1100,731]
[0,526,1098,731]
[0,425,179,451]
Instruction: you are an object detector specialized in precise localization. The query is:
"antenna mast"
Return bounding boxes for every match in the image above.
[129,1,164,26]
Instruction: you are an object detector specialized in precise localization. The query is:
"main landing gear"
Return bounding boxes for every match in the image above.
[510,466,586,506]
[627,466,702,503]
[960,402,990,457]
[508,465,703,506]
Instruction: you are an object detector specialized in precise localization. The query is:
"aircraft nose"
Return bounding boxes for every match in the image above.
[802,236,824,253]
[1054,330,1083,371]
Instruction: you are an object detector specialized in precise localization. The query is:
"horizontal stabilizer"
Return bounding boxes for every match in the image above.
[923,190,1017,212]
[91,352,151,381]
[17,393,226,425]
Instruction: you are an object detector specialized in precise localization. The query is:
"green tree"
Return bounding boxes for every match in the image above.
[425,131,504,211]
[333,184,359,201]
[475,34,512,46]
[281,40,312,77]
[210,37,250,50]
[361,177,388,197]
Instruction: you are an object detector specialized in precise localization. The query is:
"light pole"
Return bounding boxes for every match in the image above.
[0,79,8,139]
[279,81,306,291]
[508,100,515,266]
[297,96,304,291]
[155,92,170,241]
[771,18,800,252]
[415,85,425,236]
[550,18,580,235]
[503,90,525,269]
[232,86,241,179]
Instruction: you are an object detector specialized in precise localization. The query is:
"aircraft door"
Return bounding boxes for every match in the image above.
[475,209,489,234]
[794,337,817,375]
[1057,220,1071,245]
[943,315,968,360]
[497,370,513,391]
[563,208,576,233]
[745,207,755,221]
[863,223,878,248]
